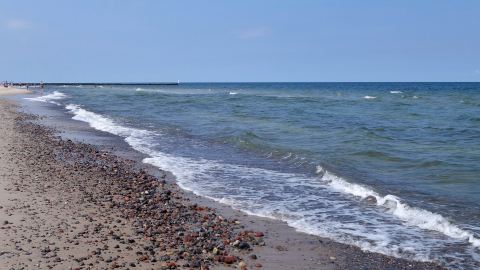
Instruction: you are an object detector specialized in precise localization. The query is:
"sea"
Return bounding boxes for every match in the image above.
[22,82,480,269]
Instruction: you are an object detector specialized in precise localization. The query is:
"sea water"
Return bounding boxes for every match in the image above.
[26,83,480,269]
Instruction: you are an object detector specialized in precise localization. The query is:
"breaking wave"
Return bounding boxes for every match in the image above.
[316,165,480,248]
[25,91,67,105]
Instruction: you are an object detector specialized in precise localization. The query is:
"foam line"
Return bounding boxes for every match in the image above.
[316,166,480,247]
[25,91,67,104]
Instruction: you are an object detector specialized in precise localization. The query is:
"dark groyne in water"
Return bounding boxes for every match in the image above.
[13,82,180,87]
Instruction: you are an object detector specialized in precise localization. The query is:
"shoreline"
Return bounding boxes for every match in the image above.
[0,97,447,269]
[0,86,32,96]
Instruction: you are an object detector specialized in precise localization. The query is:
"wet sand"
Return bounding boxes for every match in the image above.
[0,98,446,270]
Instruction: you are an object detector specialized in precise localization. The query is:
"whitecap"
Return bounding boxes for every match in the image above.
[315,165,480,248]
[364,95,377,99]
[65,104,153,140]
[390,91,403,94]
[25,91,67,104]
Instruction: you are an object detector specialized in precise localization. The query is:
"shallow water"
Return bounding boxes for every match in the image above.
[25,83,480,269]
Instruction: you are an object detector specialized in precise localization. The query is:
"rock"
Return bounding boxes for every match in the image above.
[238,261,247,269]
[160,255,170,261]
[254,232,264,237]
[238,242,250,250]
[166,261,177,268]
[365,195,377,204]
[223,255,236,264]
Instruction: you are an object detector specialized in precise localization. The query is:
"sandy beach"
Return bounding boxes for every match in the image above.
[0,97,446,269]
[0,86,31,96]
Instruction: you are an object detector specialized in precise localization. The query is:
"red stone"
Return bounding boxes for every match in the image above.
[167,261,177,268]
[254,232,264,237]
[223,255,236,264]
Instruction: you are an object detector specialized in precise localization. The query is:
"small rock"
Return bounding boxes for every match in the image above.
[238,261,247,269]
[223,255,236,264]
[238,242,250,250]
[254,232,264,237]
[365,195,377,204]
[166,261,177,268]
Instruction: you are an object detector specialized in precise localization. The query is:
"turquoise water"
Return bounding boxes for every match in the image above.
[26,83,480,269]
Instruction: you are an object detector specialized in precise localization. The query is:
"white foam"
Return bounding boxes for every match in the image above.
[229,92,238,95]
[316,166,480,248]
[390,91,403,94]
[25,91,67,104]
[65,104,155,147]
[364,95,377,99]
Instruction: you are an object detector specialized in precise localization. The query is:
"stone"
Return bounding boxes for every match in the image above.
[238,261,247,269]
[223,255,236,264]
[254,232,264,237]
[365,195,377,204]
[238,242,250,250]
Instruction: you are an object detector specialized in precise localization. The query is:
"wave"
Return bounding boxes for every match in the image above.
[364,95,377,99]
[65,104,154,140]
[316,165,480,248]
[63,104,480,268]
[229,92,238,95]
[390,91,403,94]
[25,91,67,105]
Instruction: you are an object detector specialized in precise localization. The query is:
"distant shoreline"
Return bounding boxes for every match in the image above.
[0,86,31,96]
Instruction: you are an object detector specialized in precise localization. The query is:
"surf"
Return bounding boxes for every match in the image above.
[25,91,67,105]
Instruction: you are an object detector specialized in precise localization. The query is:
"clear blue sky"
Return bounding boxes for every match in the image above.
[1,0,479,82]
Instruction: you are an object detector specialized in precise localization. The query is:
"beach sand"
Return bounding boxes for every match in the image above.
[0,86,31,96]
[0,97,446,270]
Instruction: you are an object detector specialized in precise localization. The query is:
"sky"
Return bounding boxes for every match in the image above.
[0,0,479,82]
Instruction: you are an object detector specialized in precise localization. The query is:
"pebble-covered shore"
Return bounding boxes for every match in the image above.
[0,99,447,270]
